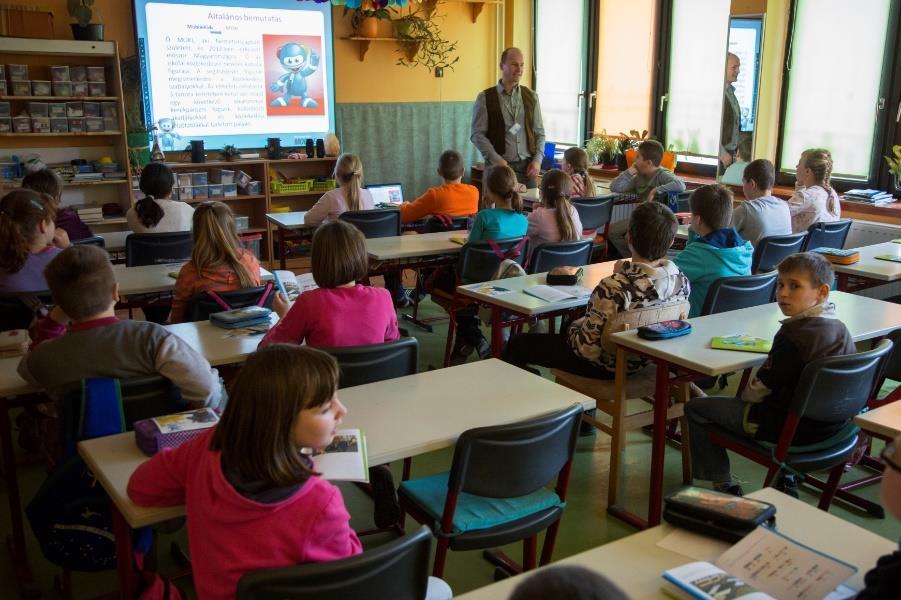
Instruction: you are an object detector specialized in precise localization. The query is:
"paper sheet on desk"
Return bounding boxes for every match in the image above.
[656,528,731,562]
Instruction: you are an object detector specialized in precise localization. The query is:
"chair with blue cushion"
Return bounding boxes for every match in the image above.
[801,219,853,252]
[750,232,808,274]
[398,403,583,578]
[527,239,593,274]
[706,339,893,512]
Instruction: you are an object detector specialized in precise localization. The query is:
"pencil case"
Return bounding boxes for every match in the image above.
[546,266,583,286]
[209,306,272,329]
[637,320,691,340]
[810,247,860,265]
[663,486,776,543]
[133,408,219,456]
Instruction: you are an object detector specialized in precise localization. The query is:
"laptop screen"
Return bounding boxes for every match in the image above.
[367,183,404,206]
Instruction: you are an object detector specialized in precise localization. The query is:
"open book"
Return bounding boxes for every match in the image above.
[273,270,318,301]
[524,284,592,303]
[307,429,369,483]
[663,526,857,600]
[460,282,514,297]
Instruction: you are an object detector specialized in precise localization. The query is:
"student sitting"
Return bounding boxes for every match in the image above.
[509,565,628,600]
[788,148,841,233]
[858,432,901,598]
[561,146,595,198]
[731,159,792,245]
[0,189,68,294]
[18,245,222,408]
[169,201,261,323]
[503,202,690,378]
[398,149,479,224]
[260,220,399,348]
[126,162,194,234]
[607,140,686,257]
[674,184,753,318]
[21,168,93,241]
[304,153,374,226]
[526,168,582,255]
[128,345,361,600]
[685,253,855,496]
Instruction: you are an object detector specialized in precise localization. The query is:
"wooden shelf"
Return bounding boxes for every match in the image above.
[166,159,267,168]
[0,178,128,189]
[268,157,337,165]
[448,0,502,23]
[342,36,402,61]
[185,194,267,204]
[0,95,118,101]
[0,131,122,136]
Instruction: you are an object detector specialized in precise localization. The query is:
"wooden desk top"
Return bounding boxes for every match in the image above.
[366,231,462,261]
[78,359,594,529]
[455,488,893,599]
[832,241,901,282]
[612,292,901,376]
[265,211,311,230]
[114,264,273,296]
[855,402,901,440]
[456,261,616,317]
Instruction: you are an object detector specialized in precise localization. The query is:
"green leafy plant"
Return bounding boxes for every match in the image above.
[885,145,901,177]
[618,129,649,151]
[394,7,459,72]
[220,144,239,160]
[349,7,391,29]
[67,0,95,27]
[585,130,621,165]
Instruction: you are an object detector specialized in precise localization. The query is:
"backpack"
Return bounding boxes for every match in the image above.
[26,378,126,571]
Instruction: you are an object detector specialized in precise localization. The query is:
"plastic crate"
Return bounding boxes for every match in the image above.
[270,179,313,194]
[239,233,262,259]
[311,178,336,192]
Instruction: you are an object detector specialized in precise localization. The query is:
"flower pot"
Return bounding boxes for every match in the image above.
[71,23,104,41]
[625,148,637,168]
[615,153,628,171]
[895,174,901,193]
[660,151,677,171]
[355,16,378,38]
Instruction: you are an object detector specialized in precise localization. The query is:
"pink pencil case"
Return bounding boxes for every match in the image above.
[133,408,219,456]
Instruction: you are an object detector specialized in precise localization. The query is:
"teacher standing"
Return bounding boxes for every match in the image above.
[470,47,546,189]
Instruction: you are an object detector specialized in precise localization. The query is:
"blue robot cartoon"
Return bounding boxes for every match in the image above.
[270,43,320,108]
[156,117,182,151]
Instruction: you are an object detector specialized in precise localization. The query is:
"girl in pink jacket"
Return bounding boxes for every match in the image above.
[128,345,361,600]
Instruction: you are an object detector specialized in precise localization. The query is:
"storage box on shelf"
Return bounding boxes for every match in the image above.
[0,38,131,231]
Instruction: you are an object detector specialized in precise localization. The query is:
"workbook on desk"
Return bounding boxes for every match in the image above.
[710,335,772,353]
[274,270,318,301]
[523,284,593,303]
[460,282,514,296]
[306,429,369,483]
[662,526,857,600]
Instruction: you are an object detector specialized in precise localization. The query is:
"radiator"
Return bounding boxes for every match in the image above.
[612,201,637,223]
[845,219,901,248]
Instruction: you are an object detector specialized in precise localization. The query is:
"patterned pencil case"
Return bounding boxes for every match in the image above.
[637,320,692,340]
[133,408,219,456]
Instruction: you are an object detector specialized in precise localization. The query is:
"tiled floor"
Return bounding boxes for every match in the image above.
[1,297,898,598]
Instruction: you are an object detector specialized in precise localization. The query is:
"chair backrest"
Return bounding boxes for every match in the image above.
[62,375,184,444]
[235,525,433,600]
[528,240,594,274]
[339,208,401,238]
[599,299,690,356]
[700,272,777,316]
[125,231,193,267]
[790,339,893,424]
[423,215,471,233]
[322,337,419,388]
[878,329,901,388]
[653,190,692,213]
[571,195,614,234]
[448,403,582,498]
[184,285,275,322]
[71,235,106,248]
[458,237,528,284]
[802,219,853,251]
[751,232,808,273]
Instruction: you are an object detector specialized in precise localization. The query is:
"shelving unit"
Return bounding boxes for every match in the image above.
[0,37,132,233]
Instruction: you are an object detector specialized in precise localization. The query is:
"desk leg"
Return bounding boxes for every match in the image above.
[837,273,847,292]
[278,227,287,271]
[0,398,30,580]
[491,306,503,358]
[112,506,139,599]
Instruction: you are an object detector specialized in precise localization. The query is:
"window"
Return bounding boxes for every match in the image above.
[778,0,894,182]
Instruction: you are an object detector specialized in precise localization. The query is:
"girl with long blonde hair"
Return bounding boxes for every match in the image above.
[527,169,583,256]
[303,153,375,225]
[787,148,841,233]
[169,201,261,322]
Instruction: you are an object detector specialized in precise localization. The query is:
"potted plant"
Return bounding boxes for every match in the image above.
[393,8,459,72]
[885,145,901,192]
[618,130,648,169]
[347,2,391,39]
[127,125,153,172]
[585,130,621,167]
[68,0,103,41]
[220,144,239,162]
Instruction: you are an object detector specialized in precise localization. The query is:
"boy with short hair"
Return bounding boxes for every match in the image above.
[398,149,479,224]
[503,201,690,377]
[19,245,222,408]
[731,159,792,245]
[608,140,686,257]
[685,253,855,496]
[674,184,753,317]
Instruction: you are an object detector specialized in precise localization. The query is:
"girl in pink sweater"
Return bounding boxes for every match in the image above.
[128,345,361,600]
[526,169,583,259]
[260,220,400,348]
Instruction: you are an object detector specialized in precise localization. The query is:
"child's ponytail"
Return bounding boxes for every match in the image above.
[0,190,56,273]
[335,153,363,212]
[484,164,522,212]
[541,169,578,241]
[137,162,175,228]
[802,148,838,216]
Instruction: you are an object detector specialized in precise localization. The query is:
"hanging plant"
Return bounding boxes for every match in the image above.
[393,6,459,72]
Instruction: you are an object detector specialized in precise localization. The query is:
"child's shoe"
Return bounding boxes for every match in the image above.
[369,465,401,529]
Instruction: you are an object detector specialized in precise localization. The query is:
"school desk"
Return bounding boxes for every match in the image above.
[365,230,462,261]
[856,401,901,440]
[113,263,274,297]
[455,261,617,357]
[455,487,894,599]
[676,223,689,240]
[832,241,901,292]
[608,291,901,529]
[77,359,594,596]
[265,211,314,270]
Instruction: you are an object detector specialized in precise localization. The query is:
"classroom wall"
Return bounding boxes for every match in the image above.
[731,0,768,15]
[41,0,136,57]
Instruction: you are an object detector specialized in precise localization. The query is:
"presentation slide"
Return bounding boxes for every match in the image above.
[134,0,335,150]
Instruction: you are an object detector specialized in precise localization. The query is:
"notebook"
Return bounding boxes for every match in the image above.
[710,335,772,353]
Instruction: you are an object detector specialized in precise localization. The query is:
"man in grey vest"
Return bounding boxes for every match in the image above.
[720,52,741,172]
[470,47,546,189]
